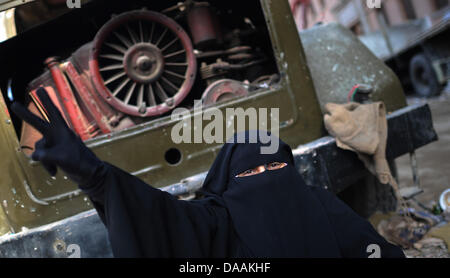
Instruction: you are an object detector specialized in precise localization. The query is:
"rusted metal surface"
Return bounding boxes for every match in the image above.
[200,79,249,106]
[45,57,91,140]
[63,61,111,135]
[300,23,407,113]
[195,46,252,59]
[186,3,222,49]
[0,209,112,258]
[90,10,197,117]
[71,43,119,122]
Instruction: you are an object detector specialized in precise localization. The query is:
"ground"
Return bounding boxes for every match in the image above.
[395,85,450,258]
[397,86,450,208]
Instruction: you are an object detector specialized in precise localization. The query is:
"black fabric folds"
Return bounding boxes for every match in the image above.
[199,131,343,257]
[81,131,405,258]
[81,162,245,258]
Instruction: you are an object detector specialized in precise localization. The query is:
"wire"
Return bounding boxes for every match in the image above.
[347,84,360,102]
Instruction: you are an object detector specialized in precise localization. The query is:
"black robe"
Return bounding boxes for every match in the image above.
[80,162,251,257]
[79,131,405,258]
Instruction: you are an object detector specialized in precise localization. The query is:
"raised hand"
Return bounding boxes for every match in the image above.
[11,87,104,186]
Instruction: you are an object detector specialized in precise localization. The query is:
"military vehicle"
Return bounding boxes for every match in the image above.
[360,6,450,97]
[0,0,437,257]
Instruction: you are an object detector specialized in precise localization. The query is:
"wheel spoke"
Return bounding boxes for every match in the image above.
[137,84,144,108]
[165,70,185,80]
[113,32,132,48]
[161,76,180,93]
[100,64,124,72]
[112,78,131,96]
[155,28,168,47]
[148,84,156,107]
[104,71,126,85]
[100,54,124,62]
[126,24,139,44]
[124,82,137,104]
[160,37,179,52]
[149,22,155,43]
[155,81,169,101]
[105,42,127,54]
[164,49,186,59]
[165,62,188,67]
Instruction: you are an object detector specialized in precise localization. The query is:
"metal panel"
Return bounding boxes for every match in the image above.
[0,210,112,258]
[0,0,35,13]
[300,22,408,113]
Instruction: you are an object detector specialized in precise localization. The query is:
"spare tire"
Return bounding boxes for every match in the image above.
[409,53,441,97]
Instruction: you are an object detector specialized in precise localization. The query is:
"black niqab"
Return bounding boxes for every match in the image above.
[200,131,342,257]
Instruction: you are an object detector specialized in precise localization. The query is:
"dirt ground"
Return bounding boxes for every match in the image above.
[397,86,450,207]
[395,85,450,258]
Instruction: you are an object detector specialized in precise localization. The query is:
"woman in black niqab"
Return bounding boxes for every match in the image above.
[84,131,405,258]
[198,131,404,258]
[200,131,343,257]
[11,91,404,257]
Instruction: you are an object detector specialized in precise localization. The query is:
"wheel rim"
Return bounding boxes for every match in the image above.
[90,10,197,117]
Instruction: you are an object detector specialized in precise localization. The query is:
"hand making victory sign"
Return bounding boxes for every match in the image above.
[11,87,104,186]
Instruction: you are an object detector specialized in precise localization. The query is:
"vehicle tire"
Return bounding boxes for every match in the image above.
[409,53,441,97]
[337,160,398,219]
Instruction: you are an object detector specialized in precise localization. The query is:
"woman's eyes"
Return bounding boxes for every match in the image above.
[267,162,280,168]
[236,162,287,177]
[266,162,287,170]
[236,168,260,177]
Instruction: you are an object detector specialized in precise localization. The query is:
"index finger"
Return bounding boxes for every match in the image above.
[35,87,66,126]
[11,102,49,134]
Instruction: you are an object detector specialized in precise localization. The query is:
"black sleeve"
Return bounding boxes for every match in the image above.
[310,186,405,258]
[79,162,229,258]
